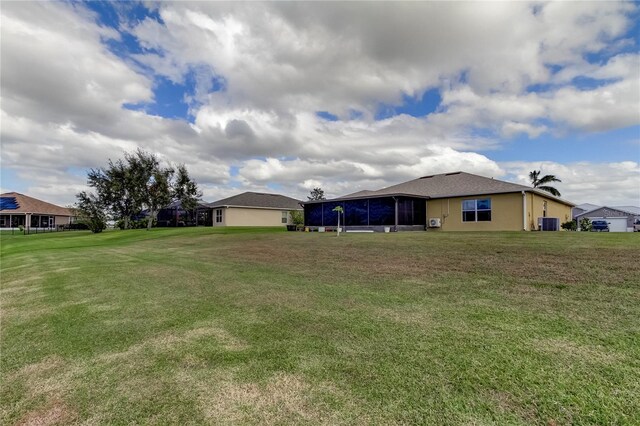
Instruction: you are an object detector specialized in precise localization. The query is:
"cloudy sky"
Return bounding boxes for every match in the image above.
[1,1,639,206]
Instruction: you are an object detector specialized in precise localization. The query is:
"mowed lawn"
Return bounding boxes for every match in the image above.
[1,228,639,425]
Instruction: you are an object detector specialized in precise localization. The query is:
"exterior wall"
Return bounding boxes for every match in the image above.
[214,207,298,227]
[526,193,572,230]
[426,193,525,231]
[425,192,572,231]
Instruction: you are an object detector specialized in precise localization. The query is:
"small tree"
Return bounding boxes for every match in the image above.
[290,210,304,227]
[579,217,592,232]
[76,191,107,233]
[308,187,325,201]
[332,206,343,237]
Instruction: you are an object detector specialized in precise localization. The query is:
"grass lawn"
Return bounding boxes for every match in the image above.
[1,228,639,425]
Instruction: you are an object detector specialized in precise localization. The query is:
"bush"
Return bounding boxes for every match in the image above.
[116,218,155,229]
[579,217,592,232]
[561,220,577,231]
[290,210,304,226]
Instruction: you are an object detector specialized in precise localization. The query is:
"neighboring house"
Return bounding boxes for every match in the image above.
[574,205,640,232]
[0,192,73,229]
[572,203,601,218]
[302,171,574,232]
[208,192,303,227]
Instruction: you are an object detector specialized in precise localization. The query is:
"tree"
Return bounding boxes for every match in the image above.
[87,158,140,230]
[529,170,562,197]
[173,164,202,214]
[290,210,304,227]
[75,191,107,233]
[79,149,202,232]
[308,187,325,201]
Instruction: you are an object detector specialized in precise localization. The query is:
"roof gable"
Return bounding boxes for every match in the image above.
[208,192,302,210]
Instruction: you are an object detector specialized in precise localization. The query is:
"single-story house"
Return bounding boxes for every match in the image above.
[574,205,640,232]
[0,192,74,229]
[303,171,574,232]
[208,192,303,227]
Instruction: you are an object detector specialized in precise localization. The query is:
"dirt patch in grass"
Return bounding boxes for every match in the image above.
[181,371,367,425]
[99,323,248,363]
[532,338,625,364]
[16,399,76,426]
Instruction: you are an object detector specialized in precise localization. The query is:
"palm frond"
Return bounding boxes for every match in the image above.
[536,174,561,185]
[536,186,561,197]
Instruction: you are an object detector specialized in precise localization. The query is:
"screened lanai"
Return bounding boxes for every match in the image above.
[303,195,427,231]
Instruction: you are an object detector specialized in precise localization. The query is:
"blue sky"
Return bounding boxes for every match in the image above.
[1,1,639,205]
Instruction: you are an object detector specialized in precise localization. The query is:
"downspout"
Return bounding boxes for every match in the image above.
[522,191,527,231]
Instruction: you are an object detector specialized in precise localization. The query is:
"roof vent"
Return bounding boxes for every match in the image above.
[445,172,461,176]
[420,175,434,179]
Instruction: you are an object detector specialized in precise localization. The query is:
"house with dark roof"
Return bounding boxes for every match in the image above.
[302,172,575,232]
[573,205,639,232]
[0,192,74,229]
[207,192,303,227]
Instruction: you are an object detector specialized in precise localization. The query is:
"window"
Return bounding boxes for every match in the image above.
[462,199,491,222]
[215,209,223,223]
[543,201,548,218]
[282,211,288,224]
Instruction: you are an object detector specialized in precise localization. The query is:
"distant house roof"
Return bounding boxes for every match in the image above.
[208,192,303,210]
[576,205,640,217]
[573,203,601,212]
[0,192,72,216]
[304,172,574,206]
[612,206,640,215]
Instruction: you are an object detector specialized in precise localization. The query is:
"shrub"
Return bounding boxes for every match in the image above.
[290,210,304,226]
[561,220,577,231]
[579,217,592,232]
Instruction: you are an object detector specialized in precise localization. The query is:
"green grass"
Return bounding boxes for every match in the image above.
[1,228,639,425]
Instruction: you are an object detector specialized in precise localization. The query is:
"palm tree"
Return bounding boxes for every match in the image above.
[529,170,562,197]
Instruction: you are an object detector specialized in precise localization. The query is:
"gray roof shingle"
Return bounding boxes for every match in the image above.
[208,192,303,210]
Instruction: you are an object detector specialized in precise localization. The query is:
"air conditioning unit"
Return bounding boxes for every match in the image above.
[538,217,559,231]
[428,218,441,228]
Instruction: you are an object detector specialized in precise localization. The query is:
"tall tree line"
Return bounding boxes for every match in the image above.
[76,149,202,232]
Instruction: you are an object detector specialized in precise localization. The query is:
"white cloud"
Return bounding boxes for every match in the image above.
[1,1,638,207]
[503,161,640,206]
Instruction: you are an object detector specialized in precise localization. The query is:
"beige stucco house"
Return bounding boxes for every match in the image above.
[208,192,303,227]
[1,192,74,229]
[303,172,574,231]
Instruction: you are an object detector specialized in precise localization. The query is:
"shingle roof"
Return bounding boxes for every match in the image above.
[0,192,73,216]
[208,192,303,210]
[576,205,640,217]
[612,206,640,215]
[305,172,574,206]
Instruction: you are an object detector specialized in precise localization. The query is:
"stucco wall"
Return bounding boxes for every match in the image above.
[425,192,572,231]
[526,193,572,230]
[214,207,295,227]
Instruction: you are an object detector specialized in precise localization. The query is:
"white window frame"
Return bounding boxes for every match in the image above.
[462,199,492,222]
[215,209,223,223]
[281,211,288,224]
